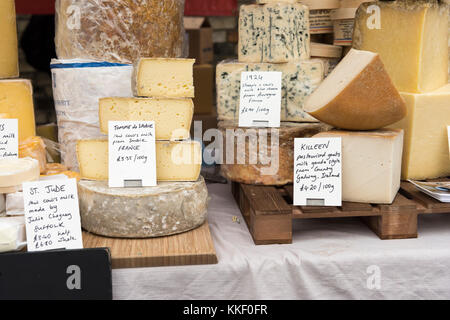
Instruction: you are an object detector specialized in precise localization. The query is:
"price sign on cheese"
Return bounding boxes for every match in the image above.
[293,138,342,206]
[0,119,18,159]
[108,121,157,188]
[23,178,83,252]
[239,72,282,128]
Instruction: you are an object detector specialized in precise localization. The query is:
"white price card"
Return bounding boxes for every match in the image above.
[0,119,18,159]
[23,178,83,252]
[293,138,342,207]
[239,71,282,128]
[108,121,157,188]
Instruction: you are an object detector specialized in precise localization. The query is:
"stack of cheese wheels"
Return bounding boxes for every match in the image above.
[76,58,209,238]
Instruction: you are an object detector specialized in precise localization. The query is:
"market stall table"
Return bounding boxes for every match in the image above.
[113,182,450,300]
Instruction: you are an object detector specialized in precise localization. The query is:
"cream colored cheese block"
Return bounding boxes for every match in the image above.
[0,0,19,78]
[0,216,26,253]
[5,192,24,216]
[133,58,195,98]
[0,80,36,141]
[315,129,404,204]
[353,0,449,93]
[78,177,208,238]
[99,97,194,140]
[304,49,406,130]
[77,139,202,182]
[389,84,450,180]
[0,158,40,188]
[216,59,324,122]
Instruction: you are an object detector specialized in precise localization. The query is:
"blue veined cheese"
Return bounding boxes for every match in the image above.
[239,3,310,63]
[216,59,323,122]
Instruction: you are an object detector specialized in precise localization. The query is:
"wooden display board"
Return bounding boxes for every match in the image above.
[83,221,218,269]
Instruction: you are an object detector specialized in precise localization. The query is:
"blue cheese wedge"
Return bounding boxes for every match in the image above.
[239,3,310,63]
[216,59,324,122]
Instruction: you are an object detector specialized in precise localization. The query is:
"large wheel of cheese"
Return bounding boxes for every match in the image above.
[78,177,208,238]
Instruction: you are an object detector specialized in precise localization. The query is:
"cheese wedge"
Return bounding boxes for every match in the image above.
[315,129,404,204]
[0,80,36,141]
[133,58,195,98]
[77,139,202,182]
[353,0,448,93]
[389,84,450,180]
[0,0,19,78]
[304,49,406,130]
[99,97,193,140]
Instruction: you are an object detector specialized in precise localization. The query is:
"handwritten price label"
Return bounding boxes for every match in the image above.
[0,119,18,159]
[23,179,83,252]
[293,138,342,206]
[108,121,157,188]
[239,71,282,128]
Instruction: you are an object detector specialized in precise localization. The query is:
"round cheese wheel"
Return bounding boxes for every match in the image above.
[0,157,40,188]
[78,177,209,238]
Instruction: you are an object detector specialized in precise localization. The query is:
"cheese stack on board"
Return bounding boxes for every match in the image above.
[77,58,208,238]
[217,1,335,186]
[352,0,450,180]
[305,48,407,204]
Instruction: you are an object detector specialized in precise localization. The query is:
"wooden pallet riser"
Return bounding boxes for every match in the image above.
[231,181,445,245]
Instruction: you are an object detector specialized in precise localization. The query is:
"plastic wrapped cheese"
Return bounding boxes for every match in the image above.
[50,59,133,170]
[0,194,5,217]
[55,0,186,63]
[5,192,23,216]
[19,136,47,174]
[219,121,331,186]
[0,217,26,253]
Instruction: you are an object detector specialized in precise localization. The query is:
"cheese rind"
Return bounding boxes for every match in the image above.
[99,97,193,140]
[0,0,18,78]
[77,139,202,182]
[239,3,310,63]
[219,121,330,185]
[315,129,404,204]
[78,177,208,238]
[0,80,36,141]
[304,49,407,130]
[0,158,40,189]
[389,84,450,180]
[353,0,449,93]
[216,59,324,122]
[133,58,195,98]
[19,136,47,174]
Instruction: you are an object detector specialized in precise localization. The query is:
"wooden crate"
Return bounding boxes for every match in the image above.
[232,181,450,245]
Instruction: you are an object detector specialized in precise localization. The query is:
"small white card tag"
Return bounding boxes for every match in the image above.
[23,179,83,252]
[0,119,18,159]
[294,138,342,207]
[108,121,157,188]
[239,71,282,128]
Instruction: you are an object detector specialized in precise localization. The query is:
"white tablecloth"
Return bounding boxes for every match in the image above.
[112,182,450,300]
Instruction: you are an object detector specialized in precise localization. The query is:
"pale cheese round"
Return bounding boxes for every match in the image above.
[78,176,209,238]
[0,157,40,188]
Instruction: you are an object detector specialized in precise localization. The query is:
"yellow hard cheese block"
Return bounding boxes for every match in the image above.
[389,84,450,180]
[133,58,195,98]
[99,97,194,140]
[353,0,448,93]
[0,79,36,141]
[77,139,202,182]
[315,129,404,204]
[0,0,19,78]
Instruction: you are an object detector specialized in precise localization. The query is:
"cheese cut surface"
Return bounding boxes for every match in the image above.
[304,49,406,130]
[239,3,310,63]
[315,129,404,204]
[0,80,36,141]
[77,139,202,182]
[78,177,208,238]
[0,158,40,189]
[216,59,324,122]
[133,58,195,98]
[219,121,331,185]
[389,84,450,180]
[0,0,18,78]
[99,97,194,140]
[353,0,449,93]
